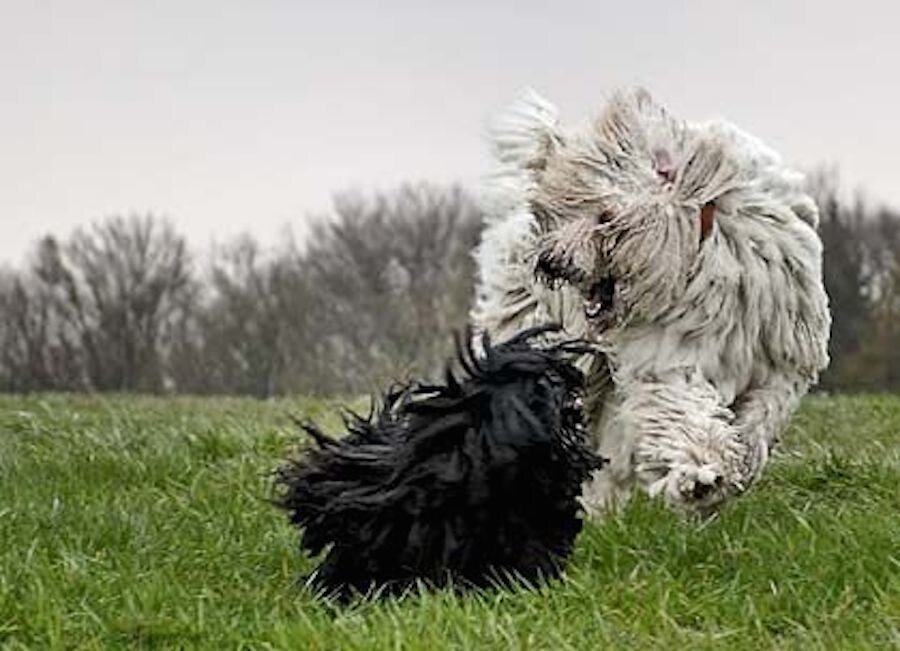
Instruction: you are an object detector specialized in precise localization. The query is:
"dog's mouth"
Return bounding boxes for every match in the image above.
[582,276,616,323]
[534,251,586,289]
[534,252,618,328]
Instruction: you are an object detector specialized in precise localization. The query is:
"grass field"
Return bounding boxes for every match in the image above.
[0,394,897,649]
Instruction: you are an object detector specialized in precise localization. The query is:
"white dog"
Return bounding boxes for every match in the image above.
[472,88,830,515]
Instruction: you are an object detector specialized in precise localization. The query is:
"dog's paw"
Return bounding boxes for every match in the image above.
[655,462,728,514]
[635,443,734,515]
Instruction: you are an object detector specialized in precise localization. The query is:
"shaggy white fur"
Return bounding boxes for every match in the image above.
[472,88,830,515]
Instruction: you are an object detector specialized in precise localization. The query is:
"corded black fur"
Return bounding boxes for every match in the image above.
[274,325,605,600]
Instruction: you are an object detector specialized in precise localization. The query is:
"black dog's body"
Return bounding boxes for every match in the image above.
[275,326,604,599]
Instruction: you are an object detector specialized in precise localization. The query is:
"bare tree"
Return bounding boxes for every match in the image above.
[26,215,193,392]
[174,236,300,397]
[303,183,482,392]
[0,186,483,396]
[0,267,87,392]
[846,208,900,390]
[164,184,483,397]
[812,172,900,391]
[0,271,51,391]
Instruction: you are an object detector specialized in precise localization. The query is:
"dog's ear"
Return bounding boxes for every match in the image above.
[489,89,563,178]
[595,87,678,159]
[594,88,740,211]
[700,201,716,244]
[677,139,740,206]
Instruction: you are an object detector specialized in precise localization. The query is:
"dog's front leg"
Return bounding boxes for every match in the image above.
[614,373,746,514]
[727,375,806,490]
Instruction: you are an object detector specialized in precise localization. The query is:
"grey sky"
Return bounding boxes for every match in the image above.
[2,0,898,264]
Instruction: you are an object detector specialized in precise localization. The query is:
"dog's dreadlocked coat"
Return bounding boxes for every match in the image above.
[473,88,831,515]
[275,326,604,600]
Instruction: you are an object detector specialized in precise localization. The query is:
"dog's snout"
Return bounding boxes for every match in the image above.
[690,475,723,500]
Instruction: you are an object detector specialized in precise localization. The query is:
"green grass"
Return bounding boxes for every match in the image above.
[0,393,898,650]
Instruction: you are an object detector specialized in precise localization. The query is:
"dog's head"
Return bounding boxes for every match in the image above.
[492,88,739,334]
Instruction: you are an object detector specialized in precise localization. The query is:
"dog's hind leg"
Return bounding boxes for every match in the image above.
[579,355,633,518]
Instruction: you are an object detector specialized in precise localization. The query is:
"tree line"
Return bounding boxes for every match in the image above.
[1,178,898,396]
[0,184,481,396]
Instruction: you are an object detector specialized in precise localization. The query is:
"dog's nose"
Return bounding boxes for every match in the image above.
[691,482,713,499]
[691,475,723,500]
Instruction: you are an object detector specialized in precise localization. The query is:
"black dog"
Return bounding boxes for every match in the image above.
[274,325,604,600]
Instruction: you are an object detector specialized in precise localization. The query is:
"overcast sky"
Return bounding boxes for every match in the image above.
[1,0,898,264]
